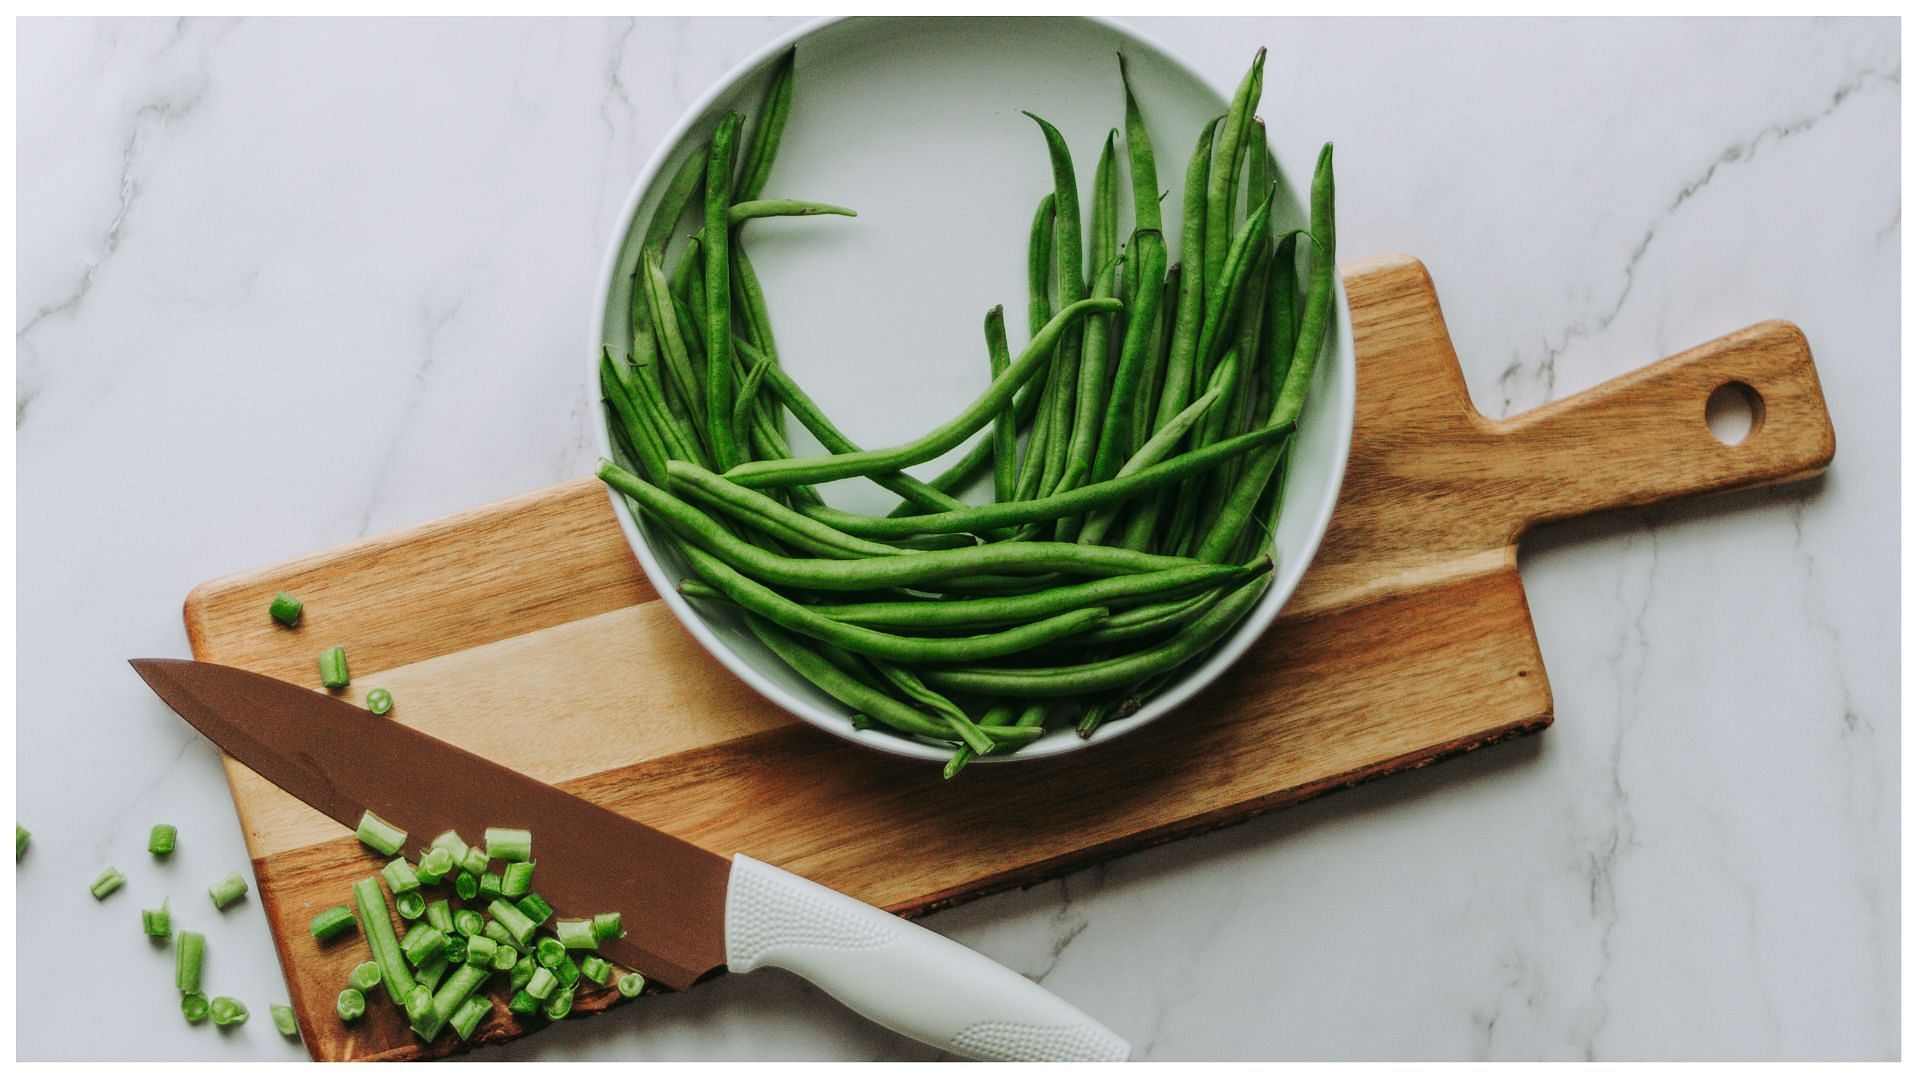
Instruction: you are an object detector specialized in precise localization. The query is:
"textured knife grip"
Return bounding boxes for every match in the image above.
[723,854,1129,1062]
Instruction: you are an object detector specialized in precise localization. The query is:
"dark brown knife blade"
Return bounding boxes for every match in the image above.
[130,657,730,990]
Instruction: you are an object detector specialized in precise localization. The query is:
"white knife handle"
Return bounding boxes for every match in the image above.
[723,854,1129,1062]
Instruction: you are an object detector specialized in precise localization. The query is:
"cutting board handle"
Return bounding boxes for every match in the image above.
[1493,319,1836,534]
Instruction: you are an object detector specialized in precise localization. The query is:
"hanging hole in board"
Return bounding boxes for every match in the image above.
[1705,381,1764,446]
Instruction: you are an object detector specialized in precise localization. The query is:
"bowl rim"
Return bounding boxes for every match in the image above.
[588,14,1354,763]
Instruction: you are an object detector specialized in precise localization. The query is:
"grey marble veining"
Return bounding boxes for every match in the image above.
[14,16,1898,1061]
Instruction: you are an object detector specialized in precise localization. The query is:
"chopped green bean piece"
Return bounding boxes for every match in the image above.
[210,995,249,1027]
[208,872,248,910]
[381,856,420,897]
[365,687,393,715]
[483,918,512,945]
[336,987,366,1022]
[429,962,490,1038]
[271,1002,299,1039]
[508,989,540,1016]
[269,591,304,627]
[414,951,449,993]
[310,904,356,942]
[458,847,490,876]
[143,899,172,939]
[318,645,350,689]
[579,955,613,985]
[352,876,415,1002]
[400,923,446,966]
[90,866,126,900]
[354,811,406,857]
[15,823,27,860]
[349,960,382,993]
[453,908,484,938]
[454,871,478,901]
[445,936,467,965]
[477,872,502,902]
[465,934,497,968]
[484,828,532,863]
[592,912,623,942]
[491,944,519,972]
[515,893,553,926]
[554,956,581,989]
[525,966,557,1000]
[617,971,645,998]
[554,918,597,951]
[544,985,574,1020]
[424,899,453,935]
[395,890,426,921]
[181,991,210,1023]
[450,995,492,1041]
[417,847,453,885]
[501,860,535,898]
[405,984,440,1041]
[535,936,566,969]
[148,823,177,857]
[489,899,538,948]
[176,929,205,992]
[429,830,469,863]
[509,955,535,992]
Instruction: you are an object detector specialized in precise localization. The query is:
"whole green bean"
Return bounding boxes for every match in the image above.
[1119,52,1162,235]
[600,461,1217,589]
[1193,188,1275,384]
[1195,144,1335,564]
[799,420,1291,540]
[1078,383,1222,546]
[924,569,1272,697]
[1027,193,1055,339]
[734,46,795,202]
[678,543,1107,665]
[984,307,1017,504]
[1089,230,1167,486]
[1204,49,1265,289]
[1025,112,1086,499]
[667,460,903,557]
[640,251,707,440]
[1060,131,1121,499]
[600,349,669,485]
[702,113,744,469]
[1125,265,1179,468]
[722,297,1120,489]
[791,563,1239,631]
[728,199,856,225]
[870,660,995,754]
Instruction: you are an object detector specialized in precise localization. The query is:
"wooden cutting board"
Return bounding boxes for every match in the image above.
[182,253,1834,1061]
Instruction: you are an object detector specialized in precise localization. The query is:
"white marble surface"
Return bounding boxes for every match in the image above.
[14,16,1898,1061]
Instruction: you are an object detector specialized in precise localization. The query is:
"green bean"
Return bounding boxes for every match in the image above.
[600,461,1217,589]
[1060,131,1121,499]
[678,543,1106,664]
[702,113,744,470]
[788,563,1239,631]
[1119,52,1161,235]
[1126,265,1179,466]
[924,569,1272,697]
[1025,112,1086,499]
[732,338,983,520]
[743,616,1035,746]
[1064,585,1223,646]
[722,297,1119,489]
[1260,231,1302,425]
[1196,144,1334,564]
[1078,383,1221,546]
[984,307,1017,504]
[1090,230,1167,486]
[1204,49,1265,289]
[667,460,904,557]
[728,199,857,225]
[600,349,669,485]
[645,150,708,259]
[1027,193,1055,339]
[731,350,777,469]
[734,46,795,202]
[798,420,1290,540]
[870,660,995,754]
[1194,188,1275,384]
[1246,118,1270,224]
[1162,347,1242,552]
[640,251,707,438]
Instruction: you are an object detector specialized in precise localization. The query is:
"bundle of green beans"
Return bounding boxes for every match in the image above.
[599,47,1336,777]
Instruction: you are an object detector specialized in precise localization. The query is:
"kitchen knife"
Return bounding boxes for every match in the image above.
[130,658,1128,1062]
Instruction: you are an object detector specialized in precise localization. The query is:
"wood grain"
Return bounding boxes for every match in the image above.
[183,254,1834,1060]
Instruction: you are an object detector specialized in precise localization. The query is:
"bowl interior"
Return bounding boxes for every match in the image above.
[595,16,1354,762]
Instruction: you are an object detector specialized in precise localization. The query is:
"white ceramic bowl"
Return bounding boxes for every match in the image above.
[591,16,1354,763]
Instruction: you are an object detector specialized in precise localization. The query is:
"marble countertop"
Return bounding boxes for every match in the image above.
[15,16,1898,1061]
